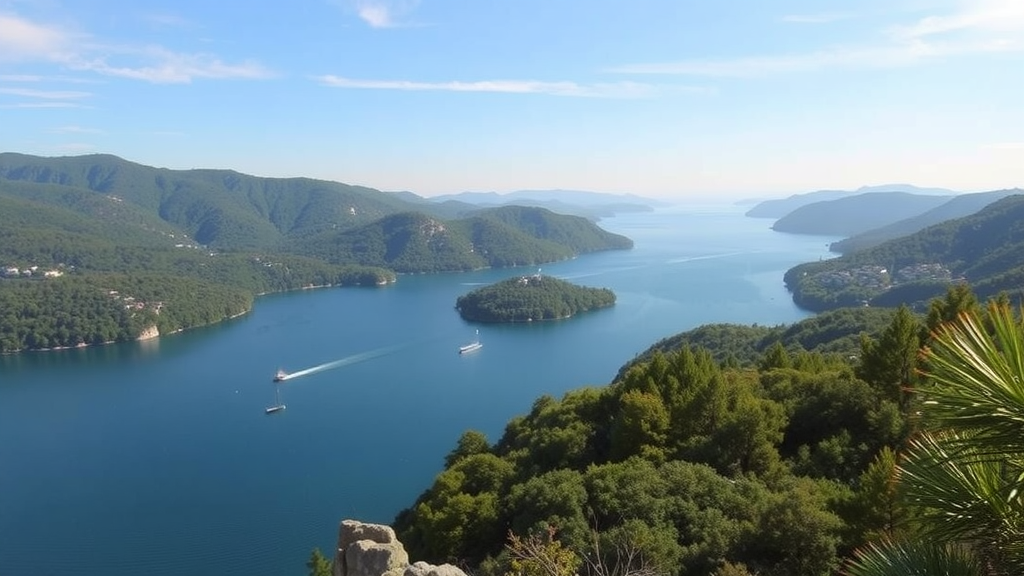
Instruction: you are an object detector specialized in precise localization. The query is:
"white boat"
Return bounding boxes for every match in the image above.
[265,384,286,414]
[272,369,288,382]
[459,330,483,354]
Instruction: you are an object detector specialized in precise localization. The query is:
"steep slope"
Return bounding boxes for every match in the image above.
[830,188,1023,254]
[771,192,954,236]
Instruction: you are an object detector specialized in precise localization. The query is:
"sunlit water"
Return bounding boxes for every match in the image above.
[0,204,839,576]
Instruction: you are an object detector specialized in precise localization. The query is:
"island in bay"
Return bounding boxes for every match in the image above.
[455,272,615,322]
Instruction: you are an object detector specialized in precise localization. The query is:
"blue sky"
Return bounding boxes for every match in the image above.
[1,0,1021,199]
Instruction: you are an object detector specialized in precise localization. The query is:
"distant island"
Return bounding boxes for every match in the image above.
[455,273,615,322]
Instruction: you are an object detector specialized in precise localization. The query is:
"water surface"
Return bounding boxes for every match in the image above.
[0,205,838,576]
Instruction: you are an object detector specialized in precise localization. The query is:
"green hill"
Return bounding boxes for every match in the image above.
[296,207,633,273]
[455,273,616,322]
[784,194,1024,311]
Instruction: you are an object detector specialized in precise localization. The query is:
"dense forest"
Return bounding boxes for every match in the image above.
[0,154,632,352]
[394,286,1022,576]
[784,194,1024,312]
[455,274,616,322]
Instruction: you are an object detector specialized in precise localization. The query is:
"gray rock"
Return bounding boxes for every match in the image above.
[334,520,410,576]
[405,560,468,576]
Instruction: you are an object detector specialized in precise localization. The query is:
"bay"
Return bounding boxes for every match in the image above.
[0,204,838,576]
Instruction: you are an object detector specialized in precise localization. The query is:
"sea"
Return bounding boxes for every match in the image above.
[0,203,839,576]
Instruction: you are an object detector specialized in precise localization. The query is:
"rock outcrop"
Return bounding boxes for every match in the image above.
[333,520,467,576]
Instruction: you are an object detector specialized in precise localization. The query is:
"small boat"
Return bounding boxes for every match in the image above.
[459,330,483,354]
[273,369,288,382]
[265,385,286,414]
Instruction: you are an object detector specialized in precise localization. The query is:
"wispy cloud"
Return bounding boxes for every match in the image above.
[345,0,422,28]
[73,47,274,84]
[781,13,853,24]
[0,87,91,99]
[0,102,87,109]
[315,75,662,98]
[0,12,273,83]
[613,0,1024,77]
[0,74,45,82]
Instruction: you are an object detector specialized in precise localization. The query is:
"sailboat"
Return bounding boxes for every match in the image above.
[458,329,483,354]
[265,384,286,414]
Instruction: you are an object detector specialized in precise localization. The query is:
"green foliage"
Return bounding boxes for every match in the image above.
[856,306,921,411]
[621,307,896,374]
[846,301,1024,575]
[306,548,332,576]
[456,274,615,323]
[505,530,581,576]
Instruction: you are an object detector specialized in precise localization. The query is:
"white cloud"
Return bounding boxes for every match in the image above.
[614,0,1024,77]
[347,0,421,28]
[891,0,1024,40]
[0,12,272,83]
[315,75,663,98]
[0,12,75,61]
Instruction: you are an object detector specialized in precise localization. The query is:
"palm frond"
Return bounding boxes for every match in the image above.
[921,303,1024,458]
[843,539,986,576]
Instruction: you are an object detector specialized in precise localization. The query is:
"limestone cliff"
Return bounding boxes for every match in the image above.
[333,520,466,576]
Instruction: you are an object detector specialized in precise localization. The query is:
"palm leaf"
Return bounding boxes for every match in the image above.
[921,303,1024,459]
[843,539,985,576]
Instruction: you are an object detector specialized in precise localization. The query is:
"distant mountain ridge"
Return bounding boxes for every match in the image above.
[770,192,955,236]
[830,188,1024,253]
[745,184,958,219]
[427,189,668,220]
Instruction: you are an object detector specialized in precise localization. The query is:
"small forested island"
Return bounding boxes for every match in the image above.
[455,273,615,322]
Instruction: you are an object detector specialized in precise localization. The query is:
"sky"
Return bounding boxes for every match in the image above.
[1,0,1022,200]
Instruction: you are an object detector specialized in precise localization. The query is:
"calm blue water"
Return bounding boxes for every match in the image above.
[0,205,837,576]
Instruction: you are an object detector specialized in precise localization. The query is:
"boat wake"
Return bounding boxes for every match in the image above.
[276,344,403,382]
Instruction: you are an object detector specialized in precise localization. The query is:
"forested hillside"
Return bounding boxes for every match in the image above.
[0,154,633,352]
[394,288,984,576]
[785,194,1024,312]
